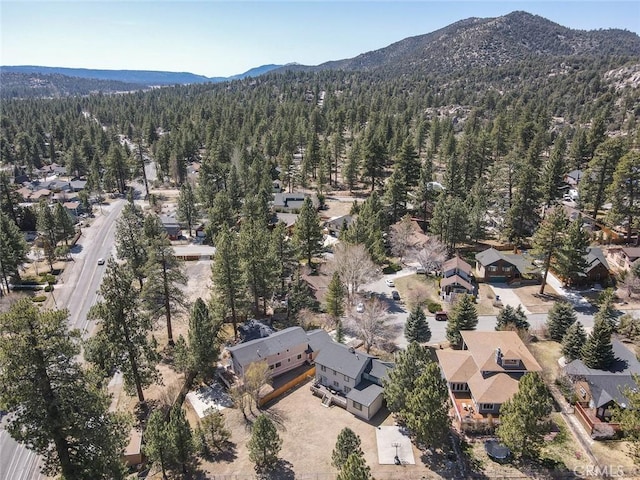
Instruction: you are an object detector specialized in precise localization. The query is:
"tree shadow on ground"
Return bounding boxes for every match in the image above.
[258,459,295,480]
[201,442,238,464]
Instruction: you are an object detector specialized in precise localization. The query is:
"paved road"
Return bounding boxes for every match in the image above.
[0,199,126,480]
[357,267,635,349]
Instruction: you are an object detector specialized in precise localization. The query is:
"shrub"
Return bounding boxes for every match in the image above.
[32,295,47,303]
[383,262,402,274]
[44,285,53,292]
[427,301,442,313]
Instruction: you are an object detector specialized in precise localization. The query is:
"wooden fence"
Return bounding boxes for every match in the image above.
[259,366,316,406]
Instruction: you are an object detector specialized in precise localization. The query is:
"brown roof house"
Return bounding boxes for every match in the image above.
[436,331,542,433]
[564,339,640,439]
[475,248,539,284]
[441,256,476,300]
[561,247,610,287]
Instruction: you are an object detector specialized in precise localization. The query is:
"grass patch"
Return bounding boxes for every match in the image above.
[393,274,440,310]
[528,340,563,384]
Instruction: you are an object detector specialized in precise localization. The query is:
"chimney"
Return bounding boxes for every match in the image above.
[495,348,502,366]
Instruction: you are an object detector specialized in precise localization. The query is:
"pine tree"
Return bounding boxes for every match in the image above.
[248,414,282,473]
[531,207,567,294]
[87,259,159,403]
[53,202,75,245]
[0,300,129,479]
[198,408,231,454]
[554,217,590,286]
[414,156,436,222]
[325,272,346,322]
[607,151,640,244]
[383,342,433,414]
[561,321,587,362]
[335,319,345,343]
[142,226,188,346]
[446,294,478,348]
[293,196,324,266]
[169,405,194,474]
[211,226,244,339]
[177,181,199,237]
[183,298,222,382]
[332,427,363,470]
[581,317,616,370]
[495,304,529,331]
[336,453,373,480]
[402,362,451,448]
[546,301,577,342]
[404,305,432,343]
[0,210,28,294]
[384,167,407,223]
[115,201,148,289]
[496,373,552,459]
[144,410,174,480]
[613,374,640,463]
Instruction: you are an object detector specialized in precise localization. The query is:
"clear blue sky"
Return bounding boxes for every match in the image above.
[1,1,639,77]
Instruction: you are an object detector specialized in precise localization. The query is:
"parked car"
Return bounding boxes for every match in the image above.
[385,279,395,287]
[356,302,365,313]
[435,311,448,321]
[416,266,426,274]
[97,258,105,265]
[391,290,400,301]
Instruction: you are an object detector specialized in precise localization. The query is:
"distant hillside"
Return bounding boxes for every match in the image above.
[0,72,146,99]
[278,11,640,77]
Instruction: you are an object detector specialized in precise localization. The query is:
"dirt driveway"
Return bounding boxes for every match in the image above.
[197,379,451,480]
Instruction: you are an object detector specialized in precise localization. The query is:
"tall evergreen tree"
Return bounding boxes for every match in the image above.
[248,414,282,473]
[383,342,433,414]
[413,156,436,222]
[0,300,129,479]
[446,294,478,348]
[53,202,75,245]
[211,226,244,339]
[404,305,432,343]
[169,404,194,474]
[553,216,590,285]
[177,181,199,237]
[293,196,324,266]
[332,427,363,470]
[403,362,451,448]
[496,373,552,459]
[144,410,175,480]
[0,210,28,294]
[531,207,567,294]
[581,317,616,370]
[607,151,640,244]
[87,259,159,403]
[546,301,577,342]
[561,321,587,362]
[495,304,529,331]
[336,453,373,480]
[142,224,188,346]
[115,201,148,289]
[325,271,346,322]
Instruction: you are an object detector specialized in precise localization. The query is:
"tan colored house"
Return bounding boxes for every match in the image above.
[436,331,541,432]
[226,326,330,380]
[441,256,475,296]
[605,247,640,273]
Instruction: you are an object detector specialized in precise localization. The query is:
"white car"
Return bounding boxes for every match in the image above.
[97,258,105,265]
[356,302,365,313]
[385,279,395,287]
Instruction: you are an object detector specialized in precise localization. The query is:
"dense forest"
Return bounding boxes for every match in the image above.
[1,10,640,478]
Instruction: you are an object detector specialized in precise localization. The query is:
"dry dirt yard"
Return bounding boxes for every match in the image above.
[194,380,456,480]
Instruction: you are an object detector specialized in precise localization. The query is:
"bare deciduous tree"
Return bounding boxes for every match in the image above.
[328,243,380,301]
[348,297,394,353]
[244,361,272,411]
[617,270,640,300]
[389,214,420,263]
[411,236,447,274]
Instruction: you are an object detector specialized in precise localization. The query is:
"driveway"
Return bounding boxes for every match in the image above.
[489,283,531,314]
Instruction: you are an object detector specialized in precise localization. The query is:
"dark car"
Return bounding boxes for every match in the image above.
[391,290,400,301]
[435,311,448,321]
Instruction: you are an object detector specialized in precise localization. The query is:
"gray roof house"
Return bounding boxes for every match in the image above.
[226,326,330,380]
[564,339,640,428]
[475,248,539,284]
[272,192,318,212]
[313,341,393,420]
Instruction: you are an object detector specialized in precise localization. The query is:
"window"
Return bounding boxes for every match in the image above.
[344,375,350,382]
[503,266,512,272]
[344,387,351,394]
[488,266,498,272]
[579,386,587,400]
[288,358,290,362]
[333,369,337,376]
[502,358,519,366]
[321,365,326,372]
[275,362,281,368]
[297,354,302,360]
[333,380,339,388]
[269,365,274,370]
[481,403,494,411]
[352,401,362,411]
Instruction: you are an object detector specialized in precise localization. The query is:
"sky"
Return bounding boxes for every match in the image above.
[1,1,639,78]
